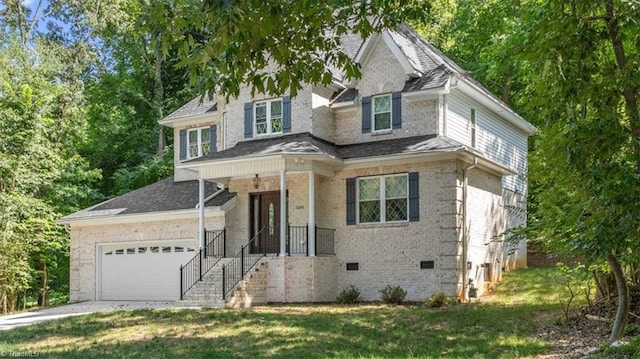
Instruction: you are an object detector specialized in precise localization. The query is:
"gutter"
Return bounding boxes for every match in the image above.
[461,157,478,302]
[195,183,226,209]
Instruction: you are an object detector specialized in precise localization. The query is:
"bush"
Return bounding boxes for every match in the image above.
[336,285,361,304]
[425,291,452,308]
[380,285,407,304]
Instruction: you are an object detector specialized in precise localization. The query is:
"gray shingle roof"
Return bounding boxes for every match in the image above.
[186,132,465,164]
[163,96,217,122]
[60,176,235,221]
[332,88,358,103]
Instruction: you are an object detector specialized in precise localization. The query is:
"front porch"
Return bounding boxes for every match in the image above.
[179,225,335,303]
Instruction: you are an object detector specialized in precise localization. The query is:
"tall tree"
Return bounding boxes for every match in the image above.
[419,0,640,342]
[143,0,431,98]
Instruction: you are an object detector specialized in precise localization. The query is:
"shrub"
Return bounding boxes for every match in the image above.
[336,285,361,304]
[380,285,407,304]
[425,291,452,308]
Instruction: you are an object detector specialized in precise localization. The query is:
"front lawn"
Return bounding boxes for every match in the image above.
[1,268,564,358]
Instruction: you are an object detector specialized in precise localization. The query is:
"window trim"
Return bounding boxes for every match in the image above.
[254,98,284,136]
[356,173,409,224]
[186,126,211,159]
[372,94,393,132]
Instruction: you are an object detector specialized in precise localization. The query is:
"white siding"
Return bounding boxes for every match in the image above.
[446,91,528,194]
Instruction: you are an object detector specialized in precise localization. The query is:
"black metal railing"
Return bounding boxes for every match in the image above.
[221,225,335,300]
[288,225,308,255]
[179,228,226,300]
[222,227,267,299]
[316,227,336,256]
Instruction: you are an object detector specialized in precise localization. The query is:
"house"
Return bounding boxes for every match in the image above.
[59,24,535,306]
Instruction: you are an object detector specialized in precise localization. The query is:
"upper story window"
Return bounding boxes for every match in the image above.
[361,92,402,134]
[255,98,283,135]
[470,108,477,148]
[179,125,217,161]
[188,127,211,159]
[244,96,291,138]
[373,94,392,131]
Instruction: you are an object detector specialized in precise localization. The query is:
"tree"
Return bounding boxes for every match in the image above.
[420,0,640,342]
[143,0,431,98]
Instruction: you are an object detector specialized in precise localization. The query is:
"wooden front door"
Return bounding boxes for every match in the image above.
[250,191,280,254]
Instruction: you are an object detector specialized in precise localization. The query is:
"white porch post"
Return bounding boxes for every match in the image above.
[198,178,205,249]
[308,171,316,257]
[279,170,287,256]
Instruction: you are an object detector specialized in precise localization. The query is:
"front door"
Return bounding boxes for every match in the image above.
[250,191,280,254]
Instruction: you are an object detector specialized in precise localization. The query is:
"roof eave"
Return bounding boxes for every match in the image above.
[178,152,342,169]
[454,76,536,135]
[158,112,218,128]
[57,204,231,227]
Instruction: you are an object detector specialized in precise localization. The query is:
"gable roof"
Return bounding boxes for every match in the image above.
[159,96,217,125]
[59,176,235,223]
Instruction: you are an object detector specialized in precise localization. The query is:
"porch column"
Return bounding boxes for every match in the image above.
[198,178,205,249]
[279,169,287,256]
[308,171,316,256]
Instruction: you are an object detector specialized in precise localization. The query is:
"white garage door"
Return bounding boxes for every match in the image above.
[99,241,197,301]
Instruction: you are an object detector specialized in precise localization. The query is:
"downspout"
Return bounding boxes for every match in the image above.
[461,157,478,301]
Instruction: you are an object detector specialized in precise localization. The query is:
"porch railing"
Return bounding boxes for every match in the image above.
[179,228,226,300]
[288,225,335,256]
[222,227,268,300]
[221,225,335,300]
[315,227,336,256]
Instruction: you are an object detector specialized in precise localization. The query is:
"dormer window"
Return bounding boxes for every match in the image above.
[373,94,392,131]
[244,97,291,138]
[179,125,217,161]
[255,98,283,135]
[188,127,211,159]
[361,92,402,134]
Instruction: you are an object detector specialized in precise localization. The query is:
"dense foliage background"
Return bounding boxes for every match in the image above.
[1,0,638,342]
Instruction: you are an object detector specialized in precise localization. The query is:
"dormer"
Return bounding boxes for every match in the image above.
[158,96,219,181]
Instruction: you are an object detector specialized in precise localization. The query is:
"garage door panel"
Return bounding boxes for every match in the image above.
[100,241,196,301]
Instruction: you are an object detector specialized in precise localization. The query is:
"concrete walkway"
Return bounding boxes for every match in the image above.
[0,301,200,331]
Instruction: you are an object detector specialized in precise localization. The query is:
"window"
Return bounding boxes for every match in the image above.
[470,108,477,148]
[255,98,283,135]
[358,174,408,223]
[187,127,212,159]
[372,94,392,131]
[361,92,401,134]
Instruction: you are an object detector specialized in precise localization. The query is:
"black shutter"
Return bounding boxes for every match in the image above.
[283,96,291,133]
[361,96,371,133]
[346,178,356,225]
[179,129,187,160]
[392,91,402,129]
[244,102,253,138]
[210,125,217,153]
[408,172,419,222]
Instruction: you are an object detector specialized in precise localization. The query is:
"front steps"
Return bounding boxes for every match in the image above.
[180,258,232,308]
[180,257,270,308]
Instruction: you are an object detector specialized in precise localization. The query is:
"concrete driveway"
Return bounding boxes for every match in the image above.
[0,301,198,331]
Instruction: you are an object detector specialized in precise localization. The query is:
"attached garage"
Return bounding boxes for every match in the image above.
[97,240,197,301]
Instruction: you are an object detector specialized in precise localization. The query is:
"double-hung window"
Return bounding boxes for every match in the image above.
[361,92,401,133]
[187,127,211,159]
[255,98,283,135]
[358,174,408,223]
[372,94,392,131]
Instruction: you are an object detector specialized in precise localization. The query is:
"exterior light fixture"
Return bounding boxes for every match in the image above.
[253,174,261,189]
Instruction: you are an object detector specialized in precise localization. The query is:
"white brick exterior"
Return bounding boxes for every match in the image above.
[68,214,224,302]
[68,27,532,306]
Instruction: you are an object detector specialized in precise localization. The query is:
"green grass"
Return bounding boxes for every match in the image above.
[1,268,566,359]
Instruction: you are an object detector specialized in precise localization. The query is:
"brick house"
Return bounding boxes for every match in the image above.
[59,24,535,306]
